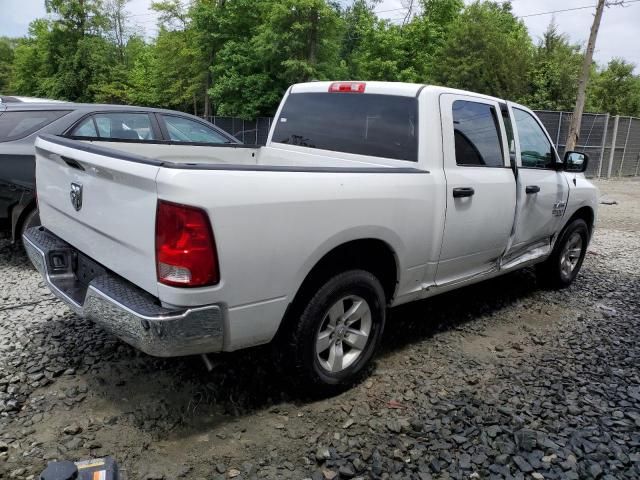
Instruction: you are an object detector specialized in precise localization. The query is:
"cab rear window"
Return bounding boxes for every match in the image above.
[0,110,70,142]
[272,92,418,162]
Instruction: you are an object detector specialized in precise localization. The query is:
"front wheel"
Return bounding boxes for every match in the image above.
[285,270,386,393]
[536,218,589,289]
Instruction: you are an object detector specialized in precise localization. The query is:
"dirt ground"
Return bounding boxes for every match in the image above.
[0,178,638,480]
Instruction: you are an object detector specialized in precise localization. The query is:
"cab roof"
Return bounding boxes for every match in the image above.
[290,81,508,104]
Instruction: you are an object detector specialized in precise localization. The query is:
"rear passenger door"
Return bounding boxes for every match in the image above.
[507,103,569,255]
[435,94,516,286]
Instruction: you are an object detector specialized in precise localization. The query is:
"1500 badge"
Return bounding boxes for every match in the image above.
[552,201,566,216]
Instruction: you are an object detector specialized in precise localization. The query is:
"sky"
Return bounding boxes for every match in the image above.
[1,0,639,71]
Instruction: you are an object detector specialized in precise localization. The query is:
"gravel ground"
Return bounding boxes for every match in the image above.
[0,178,639,480]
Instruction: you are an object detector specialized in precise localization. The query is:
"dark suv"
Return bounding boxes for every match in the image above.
[0,101,238,243]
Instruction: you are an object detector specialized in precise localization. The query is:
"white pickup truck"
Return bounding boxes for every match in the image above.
[25,81,598,390]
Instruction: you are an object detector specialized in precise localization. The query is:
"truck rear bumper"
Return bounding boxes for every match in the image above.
[23,227,224,357]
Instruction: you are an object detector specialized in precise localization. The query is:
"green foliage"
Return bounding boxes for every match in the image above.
[525,22,585,111]
[10,0,117,101]
[433,1,533,100]
[5,0,640,118]
[45,0,108,33]
[589,59,640,116]
[343,0,462,83]
[0,38,17,93]
[208,0,347,118]
[11,20,55,97]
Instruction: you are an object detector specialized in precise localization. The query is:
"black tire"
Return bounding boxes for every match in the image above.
[285,269,386,393]
[536,218,589,289]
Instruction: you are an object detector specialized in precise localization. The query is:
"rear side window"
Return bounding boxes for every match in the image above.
[0,110,70,142]
[161,115,230,144]
[453,100,504,167]
[272,92,418,161]
[71,112,157,141]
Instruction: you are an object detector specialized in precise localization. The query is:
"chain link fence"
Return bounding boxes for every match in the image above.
[207,112,640,178]
[535,111,640,178]
[206,117,273,146]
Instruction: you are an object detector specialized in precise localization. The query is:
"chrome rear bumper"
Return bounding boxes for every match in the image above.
[23,227,224,357]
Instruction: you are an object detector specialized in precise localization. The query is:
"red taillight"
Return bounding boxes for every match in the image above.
[328,82,366,93]
[155,200,219,287]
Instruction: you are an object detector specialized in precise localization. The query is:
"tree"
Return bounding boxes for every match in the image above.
[93,35,146,103]
[126,42,161,105]
[11,0,117,101]
[342,0,462,83]
[209,0,345,118]
[589,59,640,116]
[433,1,533,100]
[524,21,584,111]
[44,0,108,34]
[340,0,377,72]
[0,37,17,93]
[401,0,463,81]
[11,20,56,97]
[104,0,132,60]
[347,19,414,81]
[189,0,255,117]
[152,0,189,29]
[252,0,345,84]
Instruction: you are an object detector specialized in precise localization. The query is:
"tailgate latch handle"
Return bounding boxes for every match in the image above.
[61,156,85,171]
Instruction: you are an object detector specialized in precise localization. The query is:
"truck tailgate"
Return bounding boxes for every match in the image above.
[34,135,160,297]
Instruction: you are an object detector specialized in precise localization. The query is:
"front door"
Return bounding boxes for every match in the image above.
[435,94,517,286]
[506,103,570,256]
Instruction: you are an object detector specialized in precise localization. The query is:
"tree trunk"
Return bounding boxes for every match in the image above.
[308,8,319,75]
[203,50,214,118]
[79,0,86,36]
[116,4,125,61]
[565,0,606,151]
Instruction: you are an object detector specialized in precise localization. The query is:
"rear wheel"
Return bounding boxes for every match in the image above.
[285,270,386,393]
[536,218,589,289]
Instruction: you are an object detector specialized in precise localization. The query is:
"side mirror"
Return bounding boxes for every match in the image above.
[564,151,589,173]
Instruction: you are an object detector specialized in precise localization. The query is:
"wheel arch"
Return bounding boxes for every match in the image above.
[10,194,38,243]
[565,205,595,237]
[274,235,400,342]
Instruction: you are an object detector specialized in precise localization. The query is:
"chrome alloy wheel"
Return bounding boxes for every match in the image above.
[315,295,372,373]
[559,232,583,280]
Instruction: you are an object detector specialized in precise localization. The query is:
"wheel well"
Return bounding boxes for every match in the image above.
[275,239,398,340]
[567,206,595,236]
[11,200,38,243]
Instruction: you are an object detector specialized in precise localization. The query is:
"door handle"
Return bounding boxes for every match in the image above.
[452,187,475,198]
[526,185,540,194]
